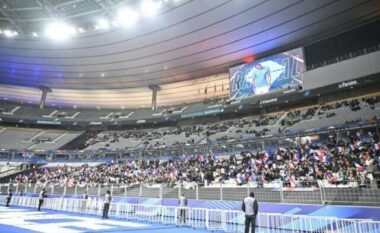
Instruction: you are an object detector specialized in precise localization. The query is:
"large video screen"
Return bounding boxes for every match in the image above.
[229,48,305,100]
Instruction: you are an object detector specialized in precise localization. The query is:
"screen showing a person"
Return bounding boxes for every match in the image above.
[229,48,305,100]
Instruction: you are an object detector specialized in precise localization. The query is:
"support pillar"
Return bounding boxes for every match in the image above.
[149,85,160,111]
[38,86,52,109]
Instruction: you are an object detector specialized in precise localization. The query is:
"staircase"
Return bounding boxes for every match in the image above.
[59,130,101,150]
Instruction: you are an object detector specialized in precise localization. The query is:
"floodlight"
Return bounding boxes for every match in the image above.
[140,0,161,17]
[45,21,76,41]
[78,27,85,33]
[117,7,139,27]
[96,18,110,29]
[3,30,17,37]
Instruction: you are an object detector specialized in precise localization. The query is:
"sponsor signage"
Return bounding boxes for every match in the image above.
[181,108,224,118]
[260,98,278,105]
[36,120,62,125]
[89,121,102,125]
[338,80,358,89]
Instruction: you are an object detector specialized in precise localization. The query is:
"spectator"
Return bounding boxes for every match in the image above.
[103,190,111,219]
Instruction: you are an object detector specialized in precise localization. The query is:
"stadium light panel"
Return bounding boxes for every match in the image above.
[78,27,85,33]
[111,20,119,27]
[3,30,17,37]
[140,0,162,17]
[44,21,76,41]
[117,7,140,27]
[96,18,110,29]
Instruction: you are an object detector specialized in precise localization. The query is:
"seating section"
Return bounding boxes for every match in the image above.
[81,96,380,150]
[284,97,380,133]
[1,95,379,151]
[10,129,380,188]
[0,99,225,122]
[0,127,83,150]
[31,131,84,151]
[0,95,379,189]
[0,128,42,150]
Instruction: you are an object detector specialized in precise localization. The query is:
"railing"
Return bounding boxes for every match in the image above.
[2,181,380,206]
[1,195,380,233]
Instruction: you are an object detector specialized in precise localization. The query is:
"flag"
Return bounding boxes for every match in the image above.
[262,152,269,164]
[249,158,255,165]
[354,139,362,147]
[277,145,286,152]
[289,175,296,188]
[292,151,301,164]
[322,154,331,163]
[354,163,365,172]
[335,146,345,153]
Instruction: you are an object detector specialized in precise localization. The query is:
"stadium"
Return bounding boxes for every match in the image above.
[0,0,379,232]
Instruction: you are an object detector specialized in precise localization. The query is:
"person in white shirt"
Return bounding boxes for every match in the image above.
[38,188,47,211]
[102,190,111,219]
[178,193,188,224]
[242,192,258,233]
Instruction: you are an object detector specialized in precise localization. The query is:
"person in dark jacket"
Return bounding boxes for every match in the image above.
[38,188,47,211]
[6,189,13,207]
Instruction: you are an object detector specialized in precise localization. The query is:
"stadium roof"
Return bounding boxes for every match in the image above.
[0,0,378,107]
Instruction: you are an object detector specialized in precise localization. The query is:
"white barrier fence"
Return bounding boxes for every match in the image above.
[1,195,380,233]
[3,182,380,206]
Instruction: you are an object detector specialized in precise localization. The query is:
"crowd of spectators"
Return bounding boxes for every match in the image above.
[6,95,380,189]
[12,130,380,188]
[84,114,280,149]
[82,95,379,150]
[283,107,318,126]
[282,96,379,127]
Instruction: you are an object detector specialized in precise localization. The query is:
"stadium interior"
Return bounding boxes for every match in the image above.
[0,0,379,232]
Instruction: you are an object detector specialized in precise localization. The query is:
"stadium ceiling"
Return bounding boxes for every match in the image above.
[0,0,379,90]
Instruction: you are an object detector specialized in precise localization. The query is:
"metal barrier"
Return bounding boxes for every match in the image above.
[3,182,380,206]
[190,207,207,229]
[161,205,177,225]
[2,195,380,233]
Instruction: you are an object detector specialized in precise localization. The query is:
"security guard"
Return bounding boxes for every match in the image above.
[242,192,258,233]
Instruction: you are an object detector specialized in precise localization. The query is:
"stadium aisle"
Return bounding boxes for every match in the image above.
[0,206,224,233]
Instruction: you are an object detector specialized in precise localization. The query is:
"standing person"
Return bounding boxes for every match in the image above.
[102,190,111,219]
[242,192,258,233]
[247,63,272,95]
[81,191,88,212]
[38,188,47,211]
[178,193,188,224]
[6,189,13,207]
